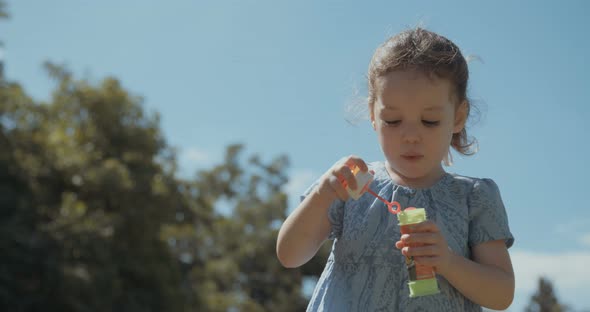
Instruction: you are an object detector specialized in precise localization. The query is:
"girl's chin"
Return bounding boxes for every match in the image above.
[387,166,426,181]
[387,164,441,183]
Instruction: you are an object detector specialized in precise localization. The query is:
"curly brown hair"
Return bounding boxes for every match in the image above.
[367,28,477,155]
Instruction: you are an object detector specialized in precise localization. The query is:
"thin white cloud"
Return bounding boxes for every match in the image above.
[510,249,590,311]
[512,249,590,291]
[285,169,316,195]
[176,147,219,178]
[183,147,211,163]
[579,233,590,247]
[285,169,317,212]
[554,219,590,249]
[553,218,590,235]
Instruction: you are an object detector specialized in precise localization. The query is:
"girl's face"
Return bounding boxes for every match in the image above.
[370,70,467,188]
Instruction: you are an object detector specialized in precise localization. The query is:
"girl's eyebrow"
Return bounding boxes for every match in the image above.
[382,105,445,111]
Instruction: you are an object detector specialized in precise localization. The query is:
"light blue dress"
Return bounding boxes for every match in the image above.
[302,161,514,312]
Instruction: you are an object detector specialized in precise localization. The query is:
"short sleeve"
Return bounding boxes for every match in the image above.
[467,178,514,248]
[300,180,345,240]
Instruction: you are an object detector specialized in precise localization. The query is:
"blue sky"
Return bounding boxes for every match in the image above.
[3,1,589,310]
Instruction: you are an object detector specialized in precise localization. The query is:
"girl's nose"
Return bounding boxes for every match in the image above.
[401,124,421,144]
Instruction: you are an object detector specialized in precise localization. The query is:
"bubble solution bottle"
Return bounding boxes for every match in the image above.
[397,208,440,297]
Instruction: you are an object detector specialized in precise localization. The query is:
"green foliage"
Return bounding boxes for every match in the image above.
[0,63,326,311]
[1,65,185,311]
[0,0,8,19]
[163,143,318,311]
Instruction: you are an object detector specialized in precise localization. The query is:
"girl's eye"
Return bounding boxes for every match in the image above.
[422,120,440,127]
[384,120,401,126]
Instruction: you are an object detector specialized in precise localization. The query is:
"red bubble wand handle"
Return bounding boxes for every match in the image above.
[366,189,401,214]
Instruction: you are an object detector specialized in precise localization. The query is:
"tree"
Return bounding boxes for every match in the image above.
[0,0,9,19]
[0,64,186,311]
[525,277,569,312]
[162,143,329,311]
[1,0,9,81]
[0,63,328,311]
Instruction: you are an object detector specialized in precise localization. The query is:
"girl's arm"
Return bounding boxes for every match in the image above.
[276,156,368,268]
[440,240,514,310]
[276,187,336,268]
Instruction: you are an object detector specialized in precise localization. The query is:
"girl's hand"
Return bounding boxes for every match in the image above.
[394,220,453,275]
[316,155,369,201]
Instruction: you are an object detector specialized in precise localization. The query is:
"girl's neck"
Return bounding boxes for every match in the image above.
[385,162,446,189]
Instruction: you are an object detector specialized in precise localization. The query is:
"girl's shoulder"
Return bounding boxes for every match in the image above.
[449,174,503,197]
[446,173,505,210]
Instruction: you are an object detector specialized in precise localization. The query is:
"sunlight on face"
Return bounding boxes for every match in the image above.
[370,70,465,188]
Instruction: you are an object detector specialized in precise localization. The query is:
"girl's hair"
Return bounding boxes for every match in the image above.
[368,27,476,155]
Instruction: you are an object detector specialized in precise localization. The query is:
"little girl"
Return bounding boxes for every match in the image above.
[276,28,514,311]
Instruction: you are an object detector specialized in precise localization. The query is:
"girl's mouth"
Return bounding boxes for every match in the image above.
[401,155,424,161]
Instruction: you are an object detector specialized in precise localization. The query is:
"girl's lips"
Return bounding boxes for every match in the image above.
[401,155,424,161]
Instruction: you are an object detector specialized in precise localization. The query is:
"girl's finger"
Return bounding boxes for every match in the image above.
[407,220,439,233]
[336,165,357,190]
[413,256,438,267]
[344,155,368,173]
[328,175,350,201]
[401,232,440,245]
[403,245,439,257]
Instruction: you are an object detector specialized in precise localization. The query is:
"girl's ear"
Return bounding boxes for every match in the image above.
[370,108,376,130]
[453,101,468,134]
